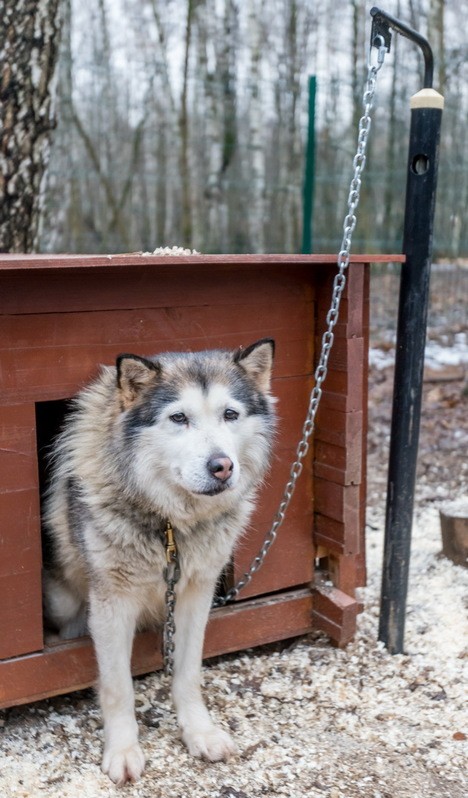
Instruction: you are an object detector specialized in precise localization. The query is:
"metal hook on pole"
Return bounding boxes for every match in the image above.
[370,6,434,88]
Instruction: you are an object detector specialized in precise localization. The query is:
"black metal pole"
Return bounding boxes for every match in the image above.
[368,9,445,653]
[378,88,444,653]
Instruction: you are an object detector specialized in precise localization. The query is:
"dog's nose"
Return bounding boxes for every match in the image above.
[207,455,234,482]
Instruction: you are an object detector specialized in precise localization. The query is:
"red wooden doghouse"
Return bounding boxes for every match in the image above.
[0,253,401,709]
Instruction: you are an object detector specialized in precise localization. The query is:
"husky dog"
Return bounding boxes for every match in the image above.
[43,339,276,784]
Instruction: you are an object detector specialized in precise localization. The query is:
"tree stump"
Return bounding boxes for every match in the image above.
[440,502,468,568]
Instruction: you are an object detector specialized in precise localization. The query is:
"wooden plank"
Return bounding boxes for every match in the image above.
[0,262,316,315]
[314,411,363,485]
[0,405,43,658]
[316,376,363,413]
[0,340,311,403]
[0,256,400,315]
[0,301,312,351]
[358,265,370,588]
[246,443,313,525]
[230,511,314,599]
[314,438,362,486]
[320,336,365,374]
[312,585,358,646]
[314,479,361,528]
[0,589,313,709]
[314,480,361,554]
[316,262,369,339]
[0,253,405,271]
[0,571,43,660]
[0,405,39,493]
[313,520,362,563]
[0,489,40,576]
[315,409,363,450]
[328,553,361,597]
[0,406,42,564]
[314,515,348,554]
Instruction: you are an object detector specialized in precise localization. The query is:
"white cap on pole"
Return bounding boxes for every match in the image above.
[410,89,445,110]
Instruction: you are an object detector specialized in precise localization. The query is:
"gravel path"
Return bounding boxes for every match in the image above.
[1,504,467,798]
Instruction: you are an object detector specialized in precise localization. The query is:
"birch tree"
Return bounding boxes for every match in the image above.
[179,0,196,247]
[0,0,62,252]
[246,0,266,252]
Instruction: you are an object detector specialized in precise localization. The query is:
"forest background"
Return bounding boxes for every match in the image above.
[2,0,463,260]
[44,0,465,257]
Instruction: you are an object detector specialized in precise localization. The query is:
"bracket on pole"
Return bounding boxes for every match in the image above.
[370,6,434,88]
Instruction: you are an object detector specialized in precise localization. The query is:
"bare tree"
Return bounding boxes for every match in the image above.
[428,0,446,89]
[0,0,62,252]
[179,0,197,247]
[246,0,267,252]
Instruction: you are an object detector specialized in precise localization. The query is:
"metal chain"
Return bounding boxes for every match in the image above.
[162,40,387,671]
[162,524,181,676]
[213,39,387,608]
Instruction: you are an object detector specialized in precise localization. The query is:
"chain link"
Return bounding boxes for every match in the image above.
[162,561,180,676]
[162,41,386,671]
[213,41,386,608]
[162,524,181,676]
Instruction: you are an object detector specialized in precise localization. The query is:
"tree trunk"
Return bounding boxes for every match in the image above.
[246,0,266,253]
[0,0,62,252]
[428,0,446,91]
[179,0,196,247]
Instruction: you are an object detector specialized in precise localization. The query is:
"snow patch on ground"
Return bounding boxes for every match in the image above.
[370,331,468,371]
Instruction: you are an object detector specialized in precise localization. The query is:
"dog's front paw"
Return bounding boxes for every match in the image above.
[182,726,238,762]
[102,743,145,785]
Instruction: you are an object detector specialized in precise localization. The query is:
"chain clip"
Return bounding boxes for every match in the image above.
[163,521,180,585]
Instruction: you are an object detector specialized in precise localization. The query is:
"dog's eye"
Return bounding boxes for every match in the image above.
[224,408,239,421]
[170,412,188,425]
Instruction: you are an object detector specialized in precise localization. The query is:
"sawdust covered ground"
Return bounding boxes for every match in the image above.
[1,502,466,798]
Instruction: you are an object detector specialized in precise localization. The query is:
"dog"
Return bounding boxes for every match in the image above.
[42,338,276,784]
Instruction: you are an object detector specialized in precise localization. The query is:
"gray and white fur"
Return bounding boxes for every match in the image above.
[42,339,276,784]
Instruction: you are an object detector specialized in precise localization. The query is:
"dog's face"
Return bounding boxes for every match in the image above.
[116,340,276,510]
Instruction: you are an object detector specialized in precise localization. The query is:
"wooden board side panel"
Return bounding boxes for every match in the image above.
[312,264,368,602]
[0,405,43,659]
[0,572,43,660]
[0,307,313,404]
[0,262,316,316]
[358,264,370,587]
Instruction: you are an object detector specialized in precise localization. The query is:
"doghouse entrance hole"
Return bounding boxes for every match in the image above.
[35,398,72,568]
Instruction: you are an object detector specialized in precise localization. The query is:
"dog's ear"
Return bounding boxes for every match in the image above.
[234,338,275,393]
[116,354,161,409]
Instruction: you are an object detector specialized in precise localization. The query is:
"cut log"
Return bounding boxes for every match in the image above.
[440,503,468,568]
